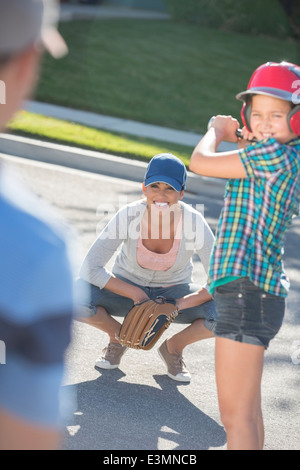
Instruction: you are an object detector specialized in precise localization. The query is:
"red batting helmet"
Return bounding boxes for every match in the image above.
[236,61,300,135]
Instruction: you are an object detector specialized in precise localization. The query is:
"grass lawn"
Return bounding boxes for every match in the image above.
[7,19,299,165]
[35,18,298,134]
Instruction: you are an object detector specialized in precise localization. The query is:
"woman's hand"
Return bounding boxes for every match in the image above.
[131,289,150,305]
[104,277,149,304]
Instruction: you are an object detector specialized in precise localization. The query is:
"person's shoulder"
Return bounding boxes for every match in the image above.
[286,137,300,152]
[258,137,300,162]
[243,136,300,152]
[0,164,69,252]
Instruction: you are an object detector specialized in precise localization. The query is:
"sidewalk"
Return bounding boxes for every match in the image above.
[59,3,171,22]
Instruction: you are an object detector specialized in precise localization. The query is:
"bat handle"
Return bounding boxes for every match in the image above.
[236,128,257,142]
[236,128,243,139]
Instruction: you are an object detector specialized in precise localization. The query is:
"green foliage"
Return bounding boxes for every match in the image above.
[164,0,291,38]
[286,1,300,38]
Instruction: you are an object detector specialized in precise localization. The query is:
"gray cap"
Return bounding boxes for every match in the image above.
[0,0,68,59]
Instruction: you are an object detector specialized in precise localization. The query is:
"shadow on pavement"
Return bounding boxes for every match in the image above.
[63,370,226,450]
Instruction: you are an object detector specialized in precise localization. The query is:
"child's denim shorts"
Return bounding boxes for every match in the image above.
[213,277,285,348]
[76,276,217,332]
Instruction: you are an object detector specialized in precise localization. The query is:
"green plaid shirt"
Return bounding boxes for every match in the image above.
[208,137,300,297]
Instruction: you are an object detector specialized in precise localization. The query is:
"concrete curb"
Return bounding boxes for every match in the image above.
[0,133,226,198]
[60,4,171,22]
[25,101,203,147]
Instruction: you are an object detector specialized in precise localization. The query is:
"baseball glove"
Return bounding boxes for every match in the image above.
[117,296,179,350]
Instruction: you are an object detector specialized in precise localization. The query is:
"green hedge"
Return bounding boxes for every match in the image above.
[164,0,291,38]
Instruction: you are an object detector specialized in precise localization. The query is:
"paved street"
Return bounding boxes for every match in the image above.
[2,152,299,451]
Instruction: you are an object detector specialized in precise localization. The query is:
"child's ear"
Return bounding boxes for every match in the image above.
[142,182,146,193]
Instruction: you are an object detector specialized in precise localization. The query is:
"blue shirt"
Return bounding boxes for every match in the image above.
[0,164,74,427]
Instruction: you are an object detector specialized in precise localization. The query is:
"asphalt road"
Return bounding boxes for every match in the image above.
[2,153,299,451]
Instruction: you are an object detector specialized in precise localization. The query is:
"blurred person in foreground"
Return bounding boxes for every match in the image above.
[0,0,74,450]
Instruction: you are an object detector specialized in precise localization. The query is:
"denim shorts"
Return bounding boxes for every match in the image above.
[76,276,217,332]
[213,277,285,348]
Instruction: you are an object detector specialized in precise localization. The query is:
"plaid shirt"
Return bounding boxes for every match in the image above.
[208,137,300,297]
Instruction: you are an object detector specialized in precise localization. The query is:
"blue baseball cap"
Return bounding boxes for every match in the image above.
[144,153,187,192]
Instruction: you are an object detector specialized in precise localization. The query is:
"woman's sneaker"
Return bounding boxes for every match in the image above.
[95,342,127,370]
[158,340,191,382]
